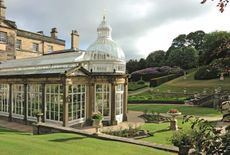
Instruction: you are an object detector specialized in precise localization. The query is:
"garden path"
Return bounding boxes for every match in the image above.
[0,119,32,132]
[128,87,151,96]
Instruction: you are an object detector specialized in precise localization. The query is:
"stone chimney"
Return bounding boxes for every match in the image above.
[0,0,6,19]
[71,30,79,49]
[50,28,58,39]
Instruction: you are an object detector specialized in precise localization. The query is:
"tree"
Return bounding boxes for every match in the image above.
[201,0,229,13]
[186,30,205,51]
[126,59,139,73]
[167,47,198,69]
[166,31,205,59]
[146,50,166,67]
[138,58,147,70]
[199,31,230,65]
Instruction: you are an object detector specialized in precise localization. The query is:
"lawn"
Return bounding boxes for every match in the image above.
[141,120,191,146]
[128,104,221,116]
[0,127,175,155]
[151,71,230,94]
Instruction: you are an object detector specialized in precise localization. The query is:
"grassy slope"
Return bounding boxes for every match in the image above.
[153,71,230,93]
[0,128,175,155]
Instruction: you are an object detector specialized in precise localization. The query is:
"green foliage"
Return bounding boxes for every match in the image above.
[166,30,205,59]
[146,50,166,67]
[194,66,220,80]
[150,74,180,87]
[126,59,139,74]
[199,31,230,65]
[137,79,145,85]
[128,82,148,91]
[171,129,193,147]
[128,92,189,102]
[182,115,230,154]
[92,112,103,120]
[167,47,198,69]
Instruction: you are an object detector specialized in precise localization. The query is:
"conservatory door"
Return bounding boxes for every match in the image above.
[45,84,63,123]
[27,84,42,121]
[68,84,86,124]
[95,84,111,120]
[12,84,24,119]
[0,84,9,116]
[115,84,124,123]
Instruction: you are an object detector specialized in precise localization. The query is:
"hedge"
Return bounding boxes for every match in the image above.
[150,74,181,87]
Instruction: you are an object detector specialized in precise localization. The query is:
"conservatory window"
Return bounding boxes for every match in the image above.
[45,84,63,122]
[27,84,42,119]
[0,84,9,114]
[95,84,110,117]
[115,84,124,115]
[68,84,86,122]
[12,84,24,116]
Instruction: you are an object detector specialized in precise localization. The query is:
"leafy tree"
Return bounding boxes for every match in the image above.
[166,34,187,59]
[199,31,230,65]
[126,59,139,73]
[166,31,205,59]
[138,58,147,70]
[201,0,229,13]
[146,50,166,67]
[186,30,205,51]
[167,47,198,69]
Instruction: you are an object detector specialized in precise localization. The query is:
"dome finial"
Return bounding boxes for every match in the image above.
[102,8,107,21]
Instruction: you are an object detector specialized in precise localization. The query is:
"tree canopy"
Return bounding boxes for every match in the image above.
[146,50,166,67]
[199,31,230,65]
[167,47,198,69]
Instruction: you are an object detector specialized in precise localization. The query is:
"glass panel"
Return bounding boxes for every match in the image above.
[0,84,9,113]
[115,84,124,115]
[95,84,110,117]
[12,84,24,116]
[67,84,86,121]
[27,84,42,118]
[45,84,63,121]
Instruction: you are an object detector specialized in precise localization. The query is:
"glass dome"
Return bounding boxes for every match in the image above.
[85,16,125,61]
[84,16,126,73]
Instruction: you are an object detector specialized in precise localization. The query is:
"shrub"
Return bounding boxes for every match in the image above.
[194,66,220,80]
[130,66,179,81]
[92,112,103,120]
[171,129,193,147]
[137,79,145,85]
[128,82,148,91]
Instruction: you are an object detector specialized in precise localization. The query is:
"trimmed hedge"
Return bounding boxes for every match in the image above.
[128,82,148,91]
[150,74,181,87]
[131,72,168,81]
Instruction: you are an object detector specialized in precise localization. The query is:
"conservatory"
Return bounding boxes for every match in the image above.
[0,16,128,127]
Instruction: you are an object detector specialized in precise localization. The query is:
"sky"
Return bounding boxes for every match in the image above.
[5,0,230,60]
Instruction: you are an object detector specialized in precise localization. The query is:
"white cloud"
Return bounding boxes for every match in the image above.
[5,0,230,60]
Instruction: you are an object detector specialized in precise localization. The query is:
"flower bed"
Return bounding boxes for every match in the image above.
[102,125,153,139]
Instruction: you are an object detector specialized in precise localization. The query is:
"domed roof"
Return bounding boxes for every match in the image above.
[85,16,125,61]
